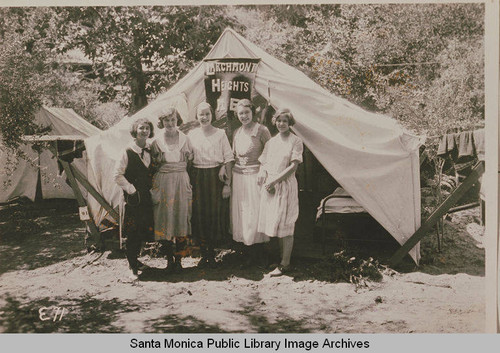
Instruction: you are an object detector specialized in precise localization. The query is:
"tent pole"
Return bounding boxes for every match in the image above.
[389,161,485,267]
[58,159,101,248]
[436,159,443,252]
[69,164,120,222]
[45,144,119,222]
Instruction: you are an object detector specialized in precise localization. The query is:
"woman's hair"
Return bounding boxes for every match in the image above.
[130,118,154,138]
[195,102,214,121]
[157,107,183,129]
[271,108,296,126]
[236,98,256,118]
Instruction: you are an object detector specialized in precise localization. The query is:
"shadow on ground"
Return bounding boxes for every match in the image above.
[0,294,137,333]
[0,199,485,282]
[238,304,312,333]
[146,314,229,333]
[0,212,86,275]
[145,308,311,333]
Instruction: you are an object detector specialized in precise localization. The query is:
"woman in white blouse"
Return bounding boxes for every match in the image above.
[257,108,303,276]
[188,102,234,268]
[150,108,193,273]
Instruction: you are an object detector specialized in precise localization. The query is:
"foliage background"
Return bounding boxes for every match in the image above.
[0,4,485,151]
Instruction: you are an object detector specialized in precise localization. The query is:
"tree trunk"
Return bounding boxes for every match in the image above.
[128,60,147,115]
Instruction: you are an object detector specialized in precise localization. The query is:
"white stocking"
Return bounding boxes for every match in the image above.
[280,235,294,267]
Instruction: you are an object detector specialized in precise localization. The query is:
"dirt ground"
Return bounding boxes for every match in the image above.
[0,200,485,333]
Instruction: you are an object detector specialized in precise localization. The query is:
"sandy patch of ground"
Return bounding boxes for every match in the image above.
[0,251,484,333]
[0,204,485,333]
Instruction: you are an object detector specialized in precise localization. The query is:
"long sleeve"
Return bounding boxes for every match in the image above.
[184,135,194,161]
[113,151,136,195]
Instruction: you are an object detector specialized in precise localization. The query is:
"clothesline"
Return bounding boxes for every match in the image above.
[424,126,485,140]
[373,61,440,67]
[436,129,484,161]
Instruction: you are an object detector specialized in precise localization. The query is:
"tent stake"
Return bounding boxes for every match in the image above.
[389,161,484,267]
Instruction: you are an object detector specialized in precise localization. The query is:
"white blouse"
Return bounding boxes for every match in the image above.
[259,133,303,176]
[152,131,192,163]
[188,127,234,168]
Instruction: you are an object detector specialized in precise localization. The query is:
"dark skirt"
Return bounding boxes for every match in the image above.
[123,188,154,270]
[190,166,228,252]
[123,188,154,242]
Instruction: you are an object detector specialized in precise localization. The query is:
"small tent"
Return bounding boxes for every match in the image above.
[85,28,422,262]
[0,106,101,203]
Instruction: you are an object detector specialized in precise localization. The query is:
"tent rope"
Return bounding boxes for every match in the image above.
[267,80,271,103]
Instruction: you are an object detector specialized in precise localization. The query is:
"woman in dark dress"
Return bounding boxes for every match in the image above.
[188,102,234,268]
[113,118,155,279]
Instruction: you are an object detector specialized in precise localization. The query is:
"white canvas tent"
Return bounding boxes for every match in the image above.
[0,106,101,203]
[85,28,423,262]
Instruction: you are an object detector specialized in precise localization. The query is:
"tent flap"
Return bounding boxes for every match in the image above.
[1,107,100,203]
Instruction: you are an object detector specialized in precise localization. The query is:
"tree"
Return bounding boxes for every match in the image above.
[0,7,62,149]
[0,7,124,152]
[56,6,241,114]
[237,3,484,139]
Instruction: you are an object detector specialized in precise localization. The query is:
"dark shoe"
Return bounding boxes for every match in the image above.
[164,261,176,273]
[207,257,218,269]
[174,259,183,274]
[269,265,290,277]
[268,263,279,271]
